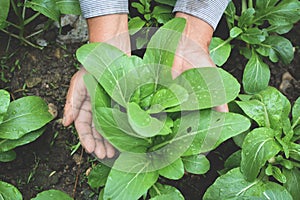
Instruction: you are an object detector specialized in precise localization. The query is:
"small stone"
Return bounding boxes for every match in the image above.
[48,103,58,118]
[25,77,42,88]
[279,72,294,94]
[73,153,83,165]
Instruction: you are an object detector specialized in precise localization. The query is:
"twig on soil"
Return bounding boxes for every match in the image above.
[72,147,84,198]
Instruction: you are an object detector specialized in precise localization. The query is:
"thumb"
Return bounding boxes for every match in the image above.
[63,68,87,126]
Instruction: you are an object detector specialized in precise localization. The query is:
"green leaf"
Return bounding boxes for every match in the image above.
[265,165,286,183]
[283,168,300,199]
[224,1,236,26]
[143,18,186,68]
[127,102,171,137]
[136,36,148,49]
[98,54,145,107]
[149,183,184,200]
[149,84,188,113]
[76,42,125,84]
[88,163,110,189]
[183,110,250,155]
[93,107,150,153]
[229,27,243,38]
[25,0,60,22]
[182,154,210,174]
[131,2,145,14]
[224,150,241,171]
[154,0,176,6]
[243,51,270,94]
[209,37,231,66]
[0,96,53,140]
[0,89,10,123]
[236,100,267,127]
[238,8,255,28]
[83,73,110,109]
[31,189,73,200]
[0,0,9,29]
[0,150,16,162]
[103,154,159,200]
[56,0,81,15]
[128,17,146,35]
[240,28,266,44]
[292,97,300,127]
[153,13,173,25]
[255,0,300,27]
[263,36,294,65]
[0,181,22,200]
[0,128,45,153]
[241,127,281,181]
[203,168,293,200]
[253,87,291,130]
[152,5,173,24]
[158,158,184,180]
[173,67,240,111]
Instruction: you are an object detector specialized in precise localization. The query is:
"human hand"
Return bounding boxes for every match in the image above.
[172,13,228,112]
[62,14,130,159]
[63,68,115,159]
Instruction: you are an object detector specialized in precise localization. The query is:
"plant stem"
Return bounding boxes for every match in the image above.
[242,0,247,13]
[25,28,43,39]
[248,0,253,8]
[24,12,40,25]
[0,29,43,50]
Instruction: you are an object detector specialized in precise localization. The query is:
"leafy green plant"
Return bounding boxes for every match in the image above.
[78,18,250,199]
[204,87,300,199]
[128,0,176,48]
[0,89,54,162]
[0,0,81,49]
[209,0,300,94]
[0,180,73,200]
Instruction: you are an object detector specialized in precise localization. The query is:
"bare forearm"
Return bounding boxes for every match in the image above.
[87,14,130,54]
[175,12,213,53]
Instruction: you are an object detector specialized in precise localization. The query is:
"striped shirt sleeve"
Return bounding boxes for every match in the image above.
[173,0,231,30]
[79,0,128,18]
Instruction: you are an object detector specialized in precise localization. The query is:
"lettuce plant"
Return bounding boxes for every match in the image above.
[77,18,251,199]
[129,0,176,48]
[0,89,54,162]
[210,0,300,94]
[204,87,300,199]
[0,180,73,200]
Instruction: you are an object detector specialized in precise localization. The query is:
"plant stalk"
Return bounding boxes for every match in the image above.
[0,29,43,50]
[242,0,247,13]
[248,0,253,8]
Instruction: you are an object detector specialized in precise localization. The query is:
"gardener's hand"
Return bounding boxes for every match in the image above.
[172,12,228,112]
[63,68,115,159]
[63,14,130,159]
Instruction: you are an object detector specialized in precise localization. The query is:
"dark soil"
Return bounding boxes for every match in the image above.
[0,18,299,200]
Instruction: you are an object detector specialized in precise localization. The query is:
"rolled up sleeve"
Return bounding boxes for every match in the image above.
[173,0,230,30]
[79,0,129,19]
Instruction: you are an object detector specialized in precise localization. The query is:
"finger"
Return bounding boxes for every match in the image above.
[104,139,115,158]
[63,69,87,126]
[213,104,229,113]
[91,126,107,159]
[74,100,95,153]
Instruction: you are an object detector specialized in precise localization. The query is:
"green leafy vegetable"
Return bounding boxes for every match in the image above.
[0,181,22,200]
[31,189,73,200]
[0,96,54,140]
[203,168,293,200]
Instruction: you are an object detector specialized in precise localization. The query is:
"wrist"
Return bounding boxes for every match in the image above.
[87,14,130,53]
[175,12,213,53]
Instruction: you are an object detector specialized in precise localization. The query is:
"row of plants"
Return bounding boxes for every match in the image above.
[1,0,300,199]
